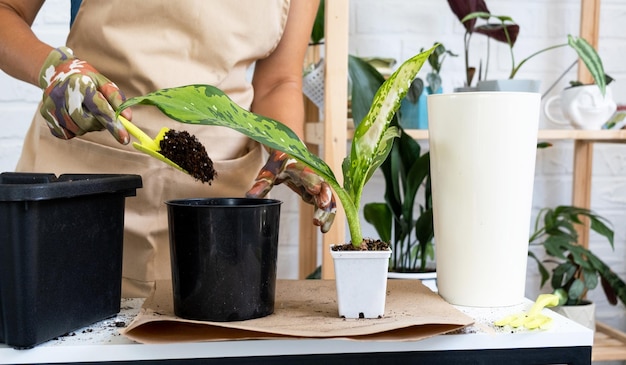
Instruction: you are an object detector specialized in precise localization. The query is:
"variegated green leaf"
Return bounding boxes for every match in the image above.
[346,44,438,203]
[118,84,336,183]
[350,126,399,205]
[567,35,606,95]
[366,126,400,182]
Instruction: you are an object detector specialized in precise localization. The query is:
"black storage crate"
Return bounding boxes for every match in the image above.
[0,173,142,349]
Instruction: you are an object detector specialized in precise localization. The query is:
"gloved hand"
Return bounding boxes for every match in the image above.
[38,46,130,144]
[247,150,336,233]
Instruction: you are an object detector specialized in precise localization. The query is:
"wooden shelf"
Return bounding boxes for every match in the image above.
[593,322,626,362]
[537,129,626,142]
[305,124,626,145]
[401,129,626,142]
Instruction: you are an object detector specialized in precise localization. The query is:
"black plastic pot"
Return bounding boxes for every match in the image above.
[0,173,142,349]
[166,198,282,322]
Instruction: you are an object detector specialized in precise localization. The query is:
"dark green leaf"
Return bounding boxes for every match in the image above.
[552,261,576,290]
[543,236,570,260]
[401,152,430,220]
[582,268,598,290]
[384,142,403,218]
[586,248,626,306]
[588,214,614,248]
[536,142,552,149]
[414,208,433,247]
[568,279,586,300]
[565,244,591,268]
[310,0,325,44]
[363,202,392,243]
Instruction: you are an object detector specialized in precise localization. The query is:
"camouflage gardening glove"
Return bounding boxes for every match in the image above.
[38,47,130,144]
[247,150,337,233]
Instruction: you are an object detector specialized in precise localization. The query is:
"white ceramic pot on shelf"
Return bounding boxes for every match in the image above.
[544,85,616,130]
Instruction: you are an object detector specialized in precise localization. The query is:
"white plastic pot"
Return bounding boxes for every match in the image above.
[330,247,392,318]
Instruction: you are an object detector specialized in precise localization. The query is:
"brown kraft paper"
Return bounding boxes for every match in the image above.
[121,279,474,343]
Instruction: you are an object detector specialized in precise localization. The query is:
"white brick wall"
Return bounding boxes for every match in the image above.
[1,0,625,335]
[0,0,70,171]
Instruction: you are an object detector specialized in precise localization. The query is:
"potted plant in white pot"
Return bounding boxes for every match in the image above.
[447,0,608,95]
[528,205,626,329]
[349,55,435,282]
[118,45,440,319]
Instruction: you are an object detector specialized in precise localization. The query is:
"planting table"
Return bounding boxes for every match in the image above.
[0,295,593,365]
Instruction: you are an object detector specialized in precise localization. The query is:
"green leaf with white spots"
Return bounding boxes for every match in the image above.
[118,84,336,183]
[345,44,438,206]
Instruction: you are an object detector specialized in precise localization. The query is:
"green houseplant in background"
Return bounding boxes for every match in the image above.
[528,205,626,327]
[364,135,433,274]
[447,0,608,94]
[423,42,458,95]
[118,45,440,318]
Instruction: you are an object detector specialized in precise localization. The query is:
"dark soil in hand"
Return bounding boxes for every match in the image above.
[159,129,216,184]
[332,238,390,251]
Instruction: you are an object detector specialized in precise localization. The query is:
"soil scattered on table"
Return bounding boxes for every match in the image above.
[159,129,216,184]
[332,238,390,251]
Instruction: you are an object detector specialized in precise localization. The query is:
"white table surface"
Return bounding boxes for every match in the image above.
[0,296,594,364]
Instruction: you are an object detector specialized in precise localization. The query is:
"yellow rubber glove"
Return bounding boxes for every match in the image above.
[494,294,560,330]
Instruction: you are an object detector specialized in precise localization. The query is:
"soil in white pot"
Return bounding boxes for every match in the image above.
[331,238,390,251]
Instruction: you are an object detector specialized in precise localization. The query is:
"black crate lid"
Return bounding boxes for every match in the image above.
[0,173,143,201]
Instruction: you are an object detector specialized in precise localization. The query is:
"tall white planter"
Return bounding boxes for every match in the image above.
[330,248,392,318]
[427,92,540,307]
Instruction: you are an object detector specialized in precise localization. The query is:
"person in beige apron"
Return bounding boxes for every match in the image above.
[0,0,334,298]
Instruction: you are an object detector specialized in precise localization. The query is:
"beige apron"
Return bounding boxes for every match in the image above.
[17,0,290,297]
